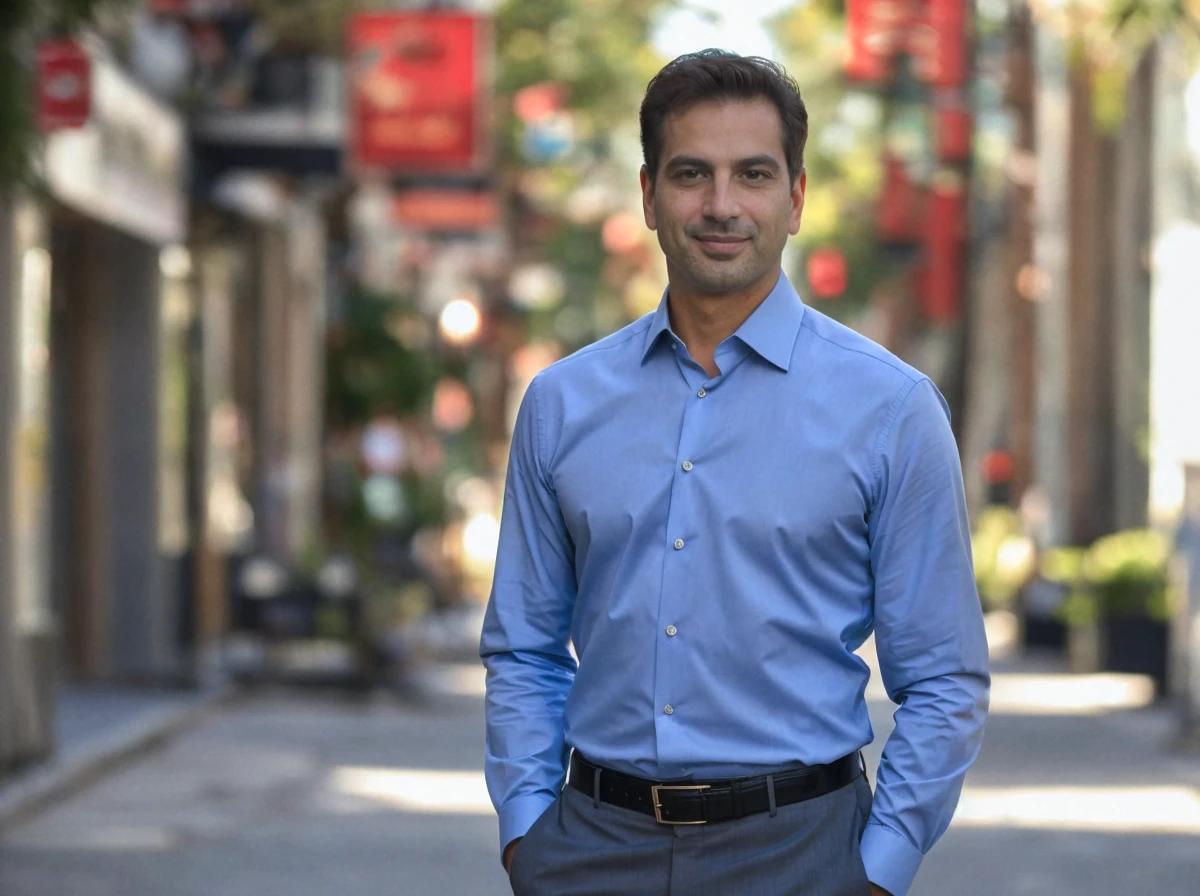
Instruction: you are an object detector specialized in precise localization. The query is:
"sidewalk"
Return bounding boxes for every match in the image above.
[0,678,233,835]
[0,605,484,835]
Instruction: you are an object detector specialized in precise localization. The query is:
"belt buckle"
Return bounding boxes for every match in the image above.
[651,783,710,825]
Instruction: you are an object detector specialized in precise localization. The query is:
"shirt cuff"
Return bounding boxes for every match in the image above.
[861,822,924,896]
[498,792,557,859]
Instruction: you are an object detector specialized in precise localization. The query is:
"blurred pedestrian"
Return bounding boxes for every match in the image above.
[481,49,989,896]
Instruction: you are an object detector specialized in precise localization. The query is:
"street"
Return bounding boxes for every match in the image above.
[2,634,1199,895]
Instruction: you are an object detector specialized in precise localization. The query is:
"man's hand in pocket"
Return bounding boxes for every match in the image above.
[504,837,523,875]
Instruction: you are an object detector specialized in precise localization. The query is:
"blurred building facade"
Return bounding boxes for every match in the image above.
[0,2,340,774]
[960,9,1199,542]
[2,0,508,777]
[1,38,195,769]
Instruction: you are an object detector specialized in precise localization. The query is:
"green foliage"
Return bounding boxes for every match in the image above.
[495,0,672,191]
[1083,528,1173,619]
[972,506,1036,610]
[494,0,671,345]
[1041,546,1094,625]
[0,41,34,187]
[251,0,361,53]
[1049,530,1174,624]
[324,287,441,429]
[1057,0,1200,131]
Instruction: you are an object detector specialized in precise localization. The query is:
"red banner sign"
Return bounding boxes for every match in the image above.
[919,178,967,323]
[845,0,918,84]
[347,12,489,174]
[934,95,972,162]
[36,39,91,131]
[912,0,968,87]
[876,153,926,244]
[392,189,499,232]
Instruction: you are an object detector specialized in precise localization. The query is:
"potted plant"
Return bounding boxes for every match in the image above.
[1082,529,1174,694]
[1040,546,1096,670]
[972,505,1036,612]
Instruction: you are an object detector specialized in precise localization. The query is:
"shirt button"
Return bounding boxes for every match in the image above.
[681,460,694,472]
[663,704,674,715]
[665,625,677,637]
[697,387,707,398]
[673,538,685,550]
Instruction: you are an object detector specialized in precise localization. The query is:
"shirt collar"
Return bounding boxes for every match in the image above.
[640,271,806,372]
[640,287,677,362]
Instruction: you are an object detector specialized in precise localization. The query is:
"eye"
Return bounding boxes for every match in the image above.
[743,168,772,182]
[673,167,704,181]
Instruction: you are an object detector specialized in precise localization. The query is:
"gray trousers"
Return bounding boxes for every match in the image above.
[509,772,874,895]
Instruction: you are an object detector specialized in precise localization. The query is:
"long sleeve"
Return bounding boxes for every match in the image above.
[479,376,578,855]
[861,378,991,896]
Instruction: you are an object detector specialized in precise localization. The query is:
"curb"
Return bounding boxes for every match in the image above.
[0,683,237,835]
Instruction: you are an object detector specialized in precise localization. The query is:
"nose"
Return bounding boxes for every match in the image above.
[702,177,740,222]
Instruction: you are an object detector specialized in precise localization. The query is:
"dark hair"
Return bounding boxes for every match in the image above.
[639,49,808,185]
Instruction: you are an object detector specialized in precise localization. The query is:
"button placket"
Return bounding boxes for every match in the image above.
[655,374,711,761]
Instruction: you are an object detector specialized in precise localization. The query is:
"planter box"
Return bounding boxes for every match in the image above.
[1101,616,1170,695]
[1019,577,1069,650]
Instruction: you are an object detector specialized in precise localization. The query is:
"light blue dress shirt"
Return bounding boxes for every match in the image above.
[481,272,989,896]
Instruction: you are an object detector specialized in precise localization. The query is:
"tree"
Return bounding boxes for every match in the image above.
[493,0,674,345]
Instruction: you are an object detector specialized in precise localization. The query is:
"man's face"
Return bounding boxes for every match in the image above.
[640,97,805,302]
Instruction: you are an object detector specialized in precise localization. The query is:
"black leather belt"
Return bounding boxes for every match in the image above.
[568,751,863,825]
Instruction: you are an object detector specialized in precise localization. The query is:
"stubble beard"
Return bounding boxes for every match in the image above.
[675,244,768,298]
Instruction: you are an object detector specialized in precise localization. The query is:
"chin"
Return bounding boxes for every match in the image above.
[690,265,765,297]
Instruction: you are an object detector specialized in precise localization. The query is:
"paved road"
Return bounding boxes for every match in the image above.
[1,642,1198,895]
[0,667,509,896]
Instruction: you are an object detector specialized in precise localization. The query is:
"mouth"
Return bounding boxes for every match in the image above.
[692,234,750,256]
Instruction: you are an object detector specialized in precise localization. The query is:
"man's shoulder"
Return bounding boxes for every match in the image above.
[533,314,655,388]
[798,305,926,393]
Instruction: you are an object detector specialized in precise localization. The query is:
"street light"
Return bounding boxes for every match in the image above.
[438,297,481,345]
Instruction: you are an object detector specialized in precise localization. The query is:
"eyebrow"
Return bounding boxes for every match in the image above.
[663,154,783,173]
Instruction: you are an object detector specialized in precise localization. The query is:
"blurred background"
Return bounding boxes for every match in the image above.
[1,0,1199,893]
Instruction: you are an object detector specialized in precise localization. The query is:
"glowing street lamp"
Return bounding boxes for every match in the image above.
[438,297,482,345]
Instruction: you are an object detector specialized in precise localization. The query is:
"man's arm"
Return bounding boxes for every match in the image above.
[480,376,578,863]
[862,378,990,896]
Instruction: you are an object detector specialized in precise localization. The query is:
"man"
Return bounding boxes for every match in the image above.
[481,49,989,896]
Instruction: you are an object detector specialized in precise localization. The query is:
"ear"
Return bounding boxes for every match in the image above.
[788,170,806,235]
[640,165,657,231]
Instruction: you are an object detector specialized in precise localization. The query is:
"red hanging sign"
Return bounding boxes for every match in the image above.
[912,0,968,88]
[934,94,972,162]
[36,38,91,131]
[845,0,919,84]
[845,0,892,83]
[919,178,967,323]
[392,189,499,232]
[347,12,490,173]
[876,153,925,244]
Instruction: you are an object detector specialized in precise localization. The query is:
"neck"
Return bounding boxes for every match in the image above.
[666,276,777,377]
